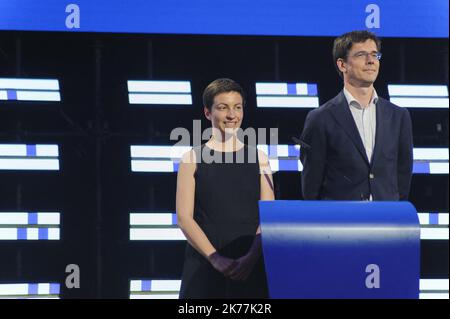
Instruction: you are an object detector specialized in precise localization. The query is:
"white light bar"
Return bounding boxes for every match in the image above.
[130,213,448,241]
[429,163,449,174]
[417,213,449,226]
[130,228,184,241]
[129,280,180,299]
[0,144,59,156]
[0,144,60,171]
[129,145,448,174]
[130,145,191,173]
[0,212,60,240]
[420,293,449,299]
[128,80,192,105]
[14,91,60,101]
[0,78,61,102]
[388,85,448,97]
[388,84,449,109]
[419,279,449,299]
[130,145,191,159]
[0,212,60,225]
[130,212,183,240]
[128,279,449,299]
[131,160,175,173]
[130,145,449,161]
[0,228,60,241]
[130,213,174,225]
[0,79,59,90]
[420,228,449,240]
[0,283,60,298]
[130,279,181,291]
[256,82,319,108]
[257,96,319,108]
[420,279,449,291]
[0,228,60,240]
[256,82,318,96]
[128,81,191,93]
[129,94,192,105]
[130,294,178,299]
[0,159,59,170]
[413,148,449,161]
[390,97,448,108]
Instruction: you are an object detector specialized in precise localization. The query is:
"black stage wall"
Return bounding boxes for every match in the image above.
[0,32,448,298]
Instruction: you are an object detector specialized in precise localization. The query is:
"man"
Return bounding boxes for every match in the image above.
[299,30,413,201]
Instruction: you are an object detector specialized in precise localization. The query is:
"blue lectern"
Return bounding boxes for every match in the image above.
[259,201,420,298]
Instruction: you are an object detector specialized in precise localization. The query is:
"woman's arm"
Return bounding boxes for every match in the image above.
[259,149,275,201]
[176,150,236,275]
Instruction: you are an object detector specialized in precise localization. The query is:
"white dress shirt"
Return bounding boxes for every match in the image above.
[343,88,378,201]
[343,87,378,163]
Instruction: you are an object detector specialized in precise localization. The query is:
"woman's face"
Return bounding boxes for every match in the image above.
[204,91,244,134]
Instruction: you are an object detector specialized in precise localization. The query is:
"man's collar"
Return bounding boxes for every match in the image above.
[343,87,378,108]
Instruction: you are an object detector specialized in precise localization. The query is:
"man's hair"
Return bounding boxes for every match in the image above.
[202,78,246,111]
[332,30,382,79]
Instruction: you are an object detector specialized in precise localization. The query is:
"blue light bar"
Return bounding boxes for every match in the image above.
[0,283,60,299]
[0,78,61,102]
[256,82,319,108]
[130,145,448,174]
[0,144,60,171]
[128,80,192,105]
[130,212,448,241]
[388,84,449,109]
[0,212,60,240]
[129,279,448,299]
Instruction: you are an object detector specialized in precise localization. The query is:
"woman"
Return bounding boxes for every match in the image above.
[176,78,275,298]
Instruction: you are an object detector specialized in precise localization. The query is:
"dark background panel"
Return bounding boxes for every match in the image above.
[0,31,448,298]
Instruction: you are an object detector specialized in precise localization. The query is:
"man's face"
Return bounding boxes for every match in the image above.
[204,91,243,134]
[339,39,380,87]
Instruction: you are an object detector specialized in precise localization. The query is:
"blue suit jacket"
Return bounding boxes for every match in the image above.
[299,91,413,201]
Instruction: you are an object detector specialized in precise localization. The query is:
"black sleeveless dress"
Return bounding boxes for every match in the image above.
[179,144,269,299]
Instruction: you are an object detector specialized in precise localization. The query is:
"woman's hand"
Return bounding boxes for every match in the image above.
[208,252,238,277]
[228,253,259,281]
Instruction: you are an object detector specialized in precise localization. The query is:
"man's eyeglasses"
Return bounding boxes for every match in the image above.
[348,51,382,61]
